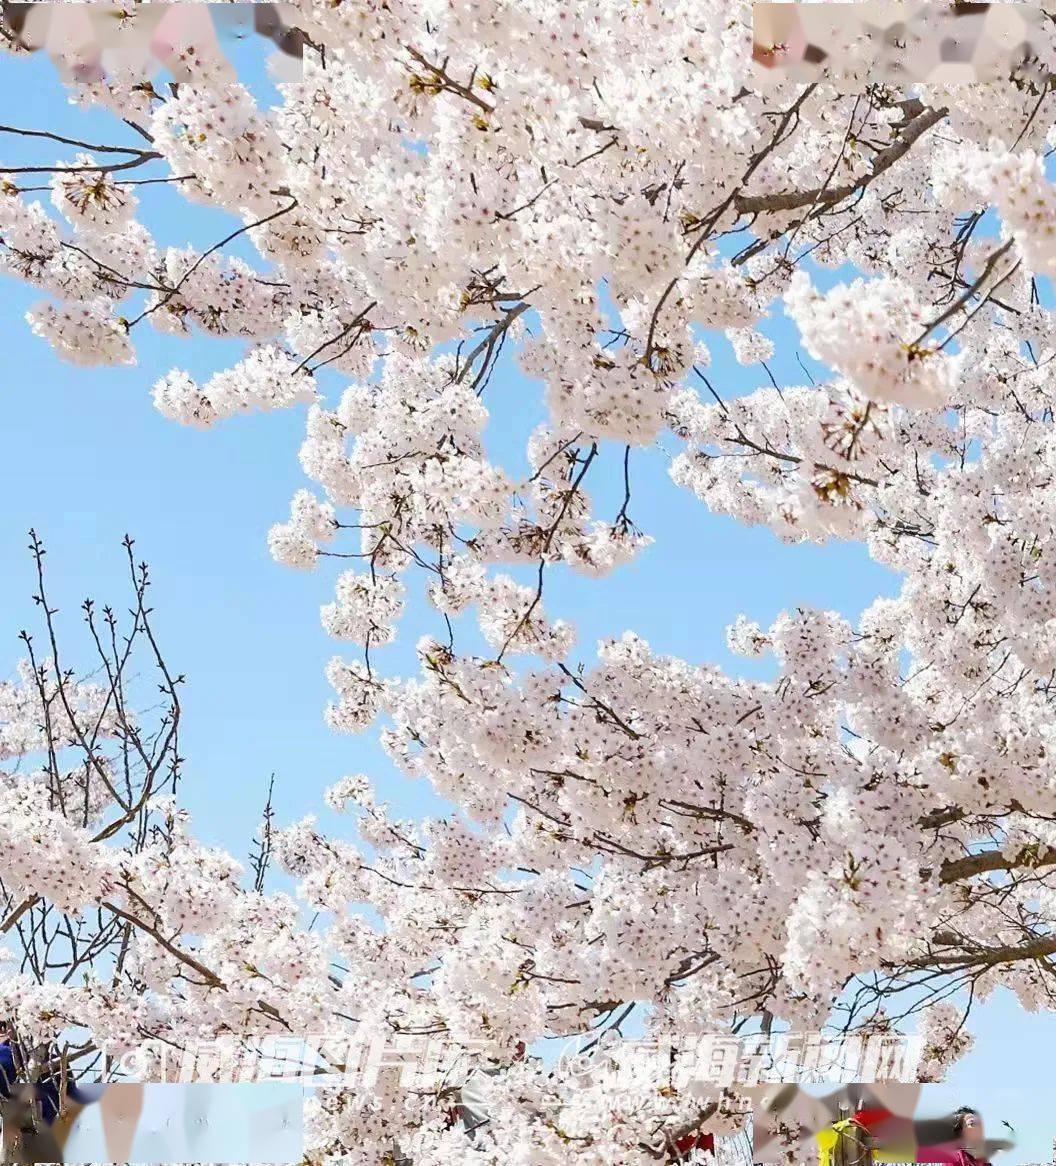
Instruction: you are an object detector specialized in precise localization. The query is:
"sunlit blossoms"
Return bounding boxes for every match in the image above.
[784,272,957,407]
[26,298,135,366]
[152,345,314,426]
[5,0,1056,1161]
[50,154,138,233]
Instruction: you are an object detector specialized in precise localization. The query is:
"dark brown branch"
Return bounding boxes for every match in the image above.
[734,104,948,215]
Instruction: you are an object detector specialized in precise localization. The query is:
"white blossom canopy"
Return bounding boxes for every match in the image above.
[2,1,1056,1161]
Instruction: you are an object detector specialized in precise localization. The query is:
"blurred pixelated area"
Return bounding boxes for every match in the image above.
[1,1082,302,1164]
[747,1085,1020,1166]
[752,3,1050,85]
[0,2,303,84]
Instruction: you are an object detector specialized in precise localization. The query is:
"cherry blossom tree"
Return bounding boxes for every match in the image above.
[3,1,1056,1161]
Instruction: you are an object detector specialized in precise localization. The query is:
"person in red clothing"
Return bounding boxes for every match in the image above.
[915,1106,992,1166]
[668,1129,714,1160]
[844,1097,1007,1166]
[858,1100,1006,1166]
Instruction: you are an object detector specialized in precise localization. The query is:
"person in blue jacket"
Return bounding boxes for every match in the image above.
[0,1030,90,1126]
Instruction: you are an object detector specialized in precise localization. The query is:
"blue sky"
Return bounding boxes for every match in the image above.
[1,40,1054,1161]
[0,45,898,850]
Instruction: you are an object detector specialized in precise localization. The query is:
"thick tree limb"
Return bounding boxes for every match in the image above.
[938,843,1056,885]
[733,103,948,216]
